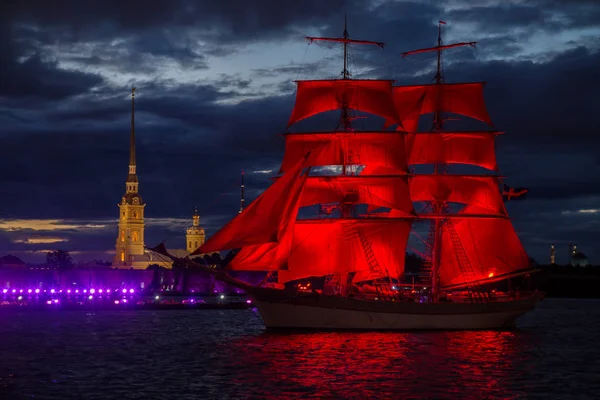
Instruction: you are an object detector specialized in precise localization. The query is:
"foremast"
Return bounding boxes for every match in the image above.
[191,20,415,295]
[395,21,530,295]
[306,14,384,134]
[292,18,407,295]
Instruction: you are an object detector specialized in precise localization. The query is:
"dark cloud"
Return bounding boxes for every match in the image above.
[0,0,599,263]
[446,0,600,31]
[3,0,347,45]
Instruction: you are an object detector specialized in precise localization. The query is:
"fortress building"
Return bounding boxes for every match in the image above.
[113,88,207,269]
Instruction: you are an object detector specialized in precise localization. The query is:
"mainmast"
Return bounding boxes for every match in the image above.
[401,21,476,132]
[401,21,477,301]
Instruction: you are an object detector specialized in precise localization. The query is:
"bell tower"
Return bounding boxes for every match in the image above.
[186,207,206,254]
[114,87,146,267]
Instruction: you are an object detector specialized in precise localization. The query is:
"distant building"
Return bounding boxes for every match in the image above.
[186,207,206,253]
[0,255,26,269]
[571,252,589,267]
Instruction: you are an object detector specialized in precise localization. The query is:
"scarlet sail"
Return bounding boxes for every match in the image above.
[288,80,400,127]
[280,132,408,175]
[300,176,414,216]
[390,82,493,131]
[193,155,309,254]
[439,216,530,287]
[277,219,412,284]
[410,175,506,216]
[405,132,498,171]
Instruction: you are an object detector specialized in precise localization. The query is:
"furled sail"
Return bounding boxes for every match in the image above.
[438,208,530,287]
[280,132,408,175]
[405,132,498,171]
[287,80,400,127]
[276,219,412,283]
[192,154,310,254]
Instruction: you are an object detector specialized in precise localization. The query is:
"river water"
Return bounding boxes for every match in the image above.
[1,298,599,399]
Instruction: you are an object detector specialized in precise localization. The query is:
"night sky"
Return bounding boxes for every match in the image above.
[0,0,598,264]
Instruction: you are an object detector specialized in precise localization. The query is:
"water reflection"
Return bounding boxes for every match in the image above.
[225,330,537,399]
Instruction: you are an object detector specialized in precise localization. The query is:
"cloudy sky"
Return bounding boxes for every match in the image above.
[1,0,599,264]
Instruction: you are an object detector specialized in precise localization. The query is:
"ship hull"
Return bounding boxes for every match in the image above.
[248,290,541,331]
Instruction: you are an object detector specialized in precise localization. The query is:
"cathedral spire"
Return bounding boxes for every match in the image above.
[126,86,139,193]
[130,86,136,167]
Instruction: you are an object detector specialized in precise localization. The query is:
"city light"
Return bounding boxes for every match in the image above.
[0,286,252,310]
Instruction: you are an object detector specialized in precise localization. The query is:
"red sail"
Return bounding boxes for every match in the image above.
[227,227,294,271]
[410,175,506,216]
[406,132,498,171]
[391,83,493,128]
[439,215,530,287]
[280,132,408,175]
[277,219,412,284]
[225,243,281,271]
[288,80,400,127]
[193,154,309,254]
[300,176,414,216]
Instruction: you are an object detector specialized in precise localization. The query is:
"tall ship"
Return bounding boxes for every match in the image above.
[152,20,542,330]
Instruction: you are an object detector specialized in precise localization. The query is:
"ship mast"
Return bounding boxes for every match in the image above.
[306,14,384,137]
[306,15,384,180]
[305,16,394,293]
[401,21,476,301]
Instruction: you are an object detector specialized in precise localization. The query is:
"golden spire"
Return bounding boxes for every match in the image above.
[130,86,136,166]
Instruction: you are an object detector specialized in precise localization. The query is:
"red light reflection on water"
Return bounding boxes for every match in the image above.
[224,330,533,399]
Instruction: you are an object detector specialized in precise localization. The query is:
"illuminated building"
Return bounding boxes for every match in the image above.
[186,207,206,253]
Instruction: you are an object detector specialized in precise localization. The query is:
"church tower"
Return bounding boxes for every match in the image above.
[186,207,206,253]
[114,87,146,268]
